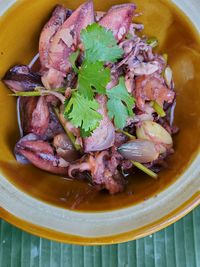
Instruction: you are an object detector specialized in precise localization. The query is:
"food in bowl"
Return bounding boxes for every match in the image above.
[3,1,178,194]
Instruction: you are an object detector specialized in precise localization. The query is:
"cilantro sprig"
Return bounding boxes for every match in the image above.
[64,92,102,134]
[78,61,110,99]
[81,23,123,63]
[64,23,135,137]
[107,77,135,129]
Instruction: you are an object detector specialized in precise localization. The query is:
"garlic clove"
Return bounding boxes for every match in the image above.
[136,121,173,145]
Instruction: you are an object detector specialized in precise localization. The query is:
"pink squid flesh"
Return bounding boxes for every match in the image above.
[15,134,69,175]
[83,95,115,152]
[43,0,94,89]
[39,5,71,70]
[53,133,80,162]
[135,75,175,111]
[99,4,136,41]
[3,65,42,93]
[68,151,125,194]
[30,96,50,136]
[19,96,64,140]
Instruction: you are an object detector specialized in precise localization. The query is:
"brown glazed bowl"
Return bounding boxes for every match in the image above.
[0,0,199,244]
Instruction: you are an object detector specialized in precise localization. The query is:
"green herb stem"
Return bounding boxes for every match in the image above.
[116,129,136,140]
[131,161,158,179]
[35,86,66,94]
[146,37,158,48]
[10,87,66,97]
[150,101,166,117]
[10,91,44,97]
[54,108,81,151]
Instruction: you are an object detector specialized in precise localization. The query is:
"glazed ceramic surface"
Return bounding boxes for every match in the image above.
[0,0,199,244]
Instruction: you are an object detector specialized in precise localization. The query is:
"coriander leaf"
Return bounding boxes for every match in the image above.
[69,50,79,73]
[78,60,110,99]
[64,92,102,135]
[80,128,92,137]
[106,77,135,129]
[81,23,123,63]
[107,99,128,129]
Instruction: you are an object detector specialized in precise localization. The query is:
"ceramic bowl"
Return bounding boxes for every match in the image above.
[0,0,199,244]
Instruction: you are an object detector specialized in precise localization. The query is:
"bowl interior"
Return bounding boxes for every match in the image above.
[0,0,199,212]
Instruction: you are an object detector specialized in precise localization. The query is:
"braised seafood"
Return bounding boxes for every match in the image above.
[3,1,177,194]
